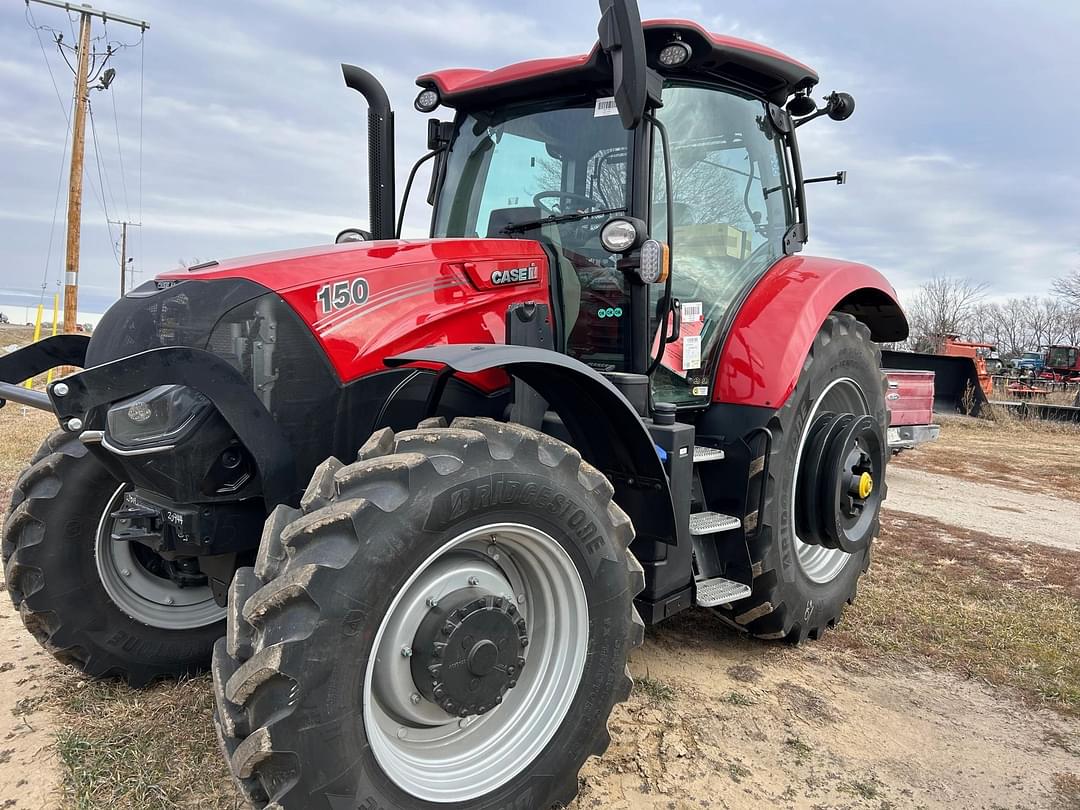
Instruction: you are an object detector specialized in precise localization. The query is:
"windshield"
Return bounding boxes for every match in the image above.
[434,100,636,371]
[1047,346,1077,368]
[650,84,793,404]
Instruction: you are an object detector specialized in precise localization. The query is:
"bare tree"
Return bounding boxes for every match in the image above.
[905,275,989,352]
[1051,268,1080,309]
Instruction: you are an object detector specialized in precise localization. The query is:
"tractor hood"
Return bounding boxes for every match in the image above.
[151,238,552,383]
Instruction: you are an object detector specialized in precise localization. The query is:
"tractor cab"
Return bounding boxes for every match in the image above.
[346,16,857,406]
[428,75,796,406]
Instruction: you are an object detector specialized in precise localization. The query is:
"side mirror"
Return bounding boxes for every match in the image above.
[335,227,372,244]
[827,92,856,122]
[596,0,649,129]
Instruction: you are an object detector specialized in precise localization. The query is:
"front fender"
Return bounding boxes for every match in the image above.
[47,346,296,507]
[714,255,908,409]
[387,344,679,548]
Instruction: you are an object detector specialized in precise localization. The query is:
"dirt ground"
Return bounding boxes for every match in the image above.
[0,402,1077,809]
[580,620,1079,810]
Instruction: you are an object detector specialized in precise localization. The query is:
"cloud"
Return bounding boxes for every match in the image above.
[798,124,1076,299]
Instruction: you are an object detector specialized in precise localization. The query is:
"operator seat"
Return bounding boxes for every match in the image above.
[487,207,582,343]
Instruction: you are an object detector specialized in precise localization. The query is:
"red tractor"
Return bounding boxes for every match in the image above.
[0,2,907,807]
[1040,344,1080,383]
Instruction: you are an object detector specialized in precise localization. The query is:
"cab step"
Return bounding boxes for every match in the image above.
[689,511,741,536]
[693,445,725,462]
[694,576,752,607]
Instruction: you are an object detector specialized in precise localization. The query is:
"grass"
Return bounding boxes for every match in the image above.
[726,761,751,783]
[784,736,813,764]
[828,510,1080,715]
[1053,772,1080,810]
[723,690,755,706]
[634,674,676,703]
[51,676,239,810]
[895,412,1080,502]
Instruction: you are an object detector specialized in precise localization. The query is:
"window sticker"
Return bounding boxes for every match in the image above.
[683,335,702,370]
[594,97,619,117]
[682,301,703,323]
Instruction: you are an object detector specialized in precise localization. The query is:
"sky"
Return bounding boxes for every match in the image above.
[1,0,1078,322]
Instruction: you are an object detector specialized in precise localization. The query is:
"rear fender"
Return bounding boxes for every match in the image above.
[714,255,908,409]
[387,345,678,548]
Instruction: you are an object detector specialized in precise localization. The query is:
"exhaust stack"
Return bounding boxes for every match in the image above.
[341,64,396,240]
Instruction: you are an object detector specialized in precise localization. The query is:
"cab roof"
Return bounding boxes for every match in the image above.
[417,19,818,110]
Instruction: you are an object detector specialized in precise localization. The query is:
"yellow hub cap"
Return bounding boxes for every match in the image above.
[858,472,874,499]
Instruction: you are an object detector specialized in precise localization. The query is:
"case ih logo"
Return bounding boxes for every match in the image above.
[490,263,538,286]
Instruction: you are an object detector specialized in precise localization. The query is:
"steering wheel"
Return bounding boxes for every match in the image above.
[533,190,602,216]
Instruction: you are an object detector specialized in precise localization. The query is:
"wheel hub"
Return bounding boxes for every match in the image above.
[795,411,884,554]
[411,590,528,717]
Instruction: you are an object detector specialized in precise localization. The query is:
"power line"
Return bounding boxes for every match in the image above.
[109,64,130,220]
[38,88,75,306]
[87,100,120,261]
[137,30,145,275]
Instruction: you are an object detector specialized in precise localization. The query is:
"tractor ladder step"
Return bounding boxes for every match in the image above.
[694,576,752,607]
[689,511,741,536]
[693,445,725,462]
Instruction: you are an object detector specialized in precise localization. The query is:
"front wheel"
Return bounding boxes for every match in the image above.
[213,417,644,809]
[715,313,888,642]
[3,430,226,686]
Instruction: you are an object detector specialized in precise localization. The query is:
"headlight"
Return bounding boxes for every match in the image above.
[106,385,210,448]
[414,88,440,113]
[600,216,646,254]
[658,40,692,68]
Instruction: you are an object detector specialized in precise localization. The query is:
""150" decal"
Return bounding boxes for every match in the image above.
[316,277,369,314]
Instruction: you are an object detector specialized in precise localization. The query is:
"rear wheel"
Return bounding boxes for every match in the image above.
[715,313,888,642]
[213,417,644,809]
[3,430,225,685]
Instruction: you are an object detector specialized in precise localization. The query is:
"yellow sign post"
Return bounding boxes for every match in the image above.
[47,294,60,385]
[25,304,44,389]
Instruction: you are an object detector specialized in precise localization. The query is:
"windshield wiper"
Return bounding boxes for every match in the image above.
[501,206,626,234]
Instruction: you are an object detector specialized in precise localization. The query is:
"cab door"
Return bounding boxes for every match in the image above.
[649,83,795,405]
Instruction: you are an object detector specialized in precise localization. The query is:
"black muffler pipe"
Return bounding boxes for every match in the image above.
[342,64,396,240]
[0,381,53,411]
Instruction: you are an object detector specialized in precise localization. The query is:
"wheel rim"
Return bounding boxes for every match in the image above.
[364,522,589,803]
[791,378,869,584]
[95,486,227,629]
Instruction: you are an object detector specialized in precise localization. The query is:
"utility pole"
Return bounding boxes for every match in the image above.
[109,219,140,296]
[63,9,91,333]
[28,0,149,332]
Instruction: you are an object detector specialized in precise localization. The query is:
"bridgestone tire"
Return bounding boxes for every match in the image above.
[2,429,224,686]
[714,313,888,642]
[213,417,645,809]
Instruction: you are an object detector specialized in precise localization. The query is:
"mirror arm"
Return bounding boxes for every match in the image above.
[396,149,442,239]
[803,171,847,186]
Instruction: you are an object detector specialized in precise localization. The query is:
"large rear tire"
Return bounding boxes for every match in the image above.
[213,417,644,809]
[714,313,888,642]
[3,430,226,686]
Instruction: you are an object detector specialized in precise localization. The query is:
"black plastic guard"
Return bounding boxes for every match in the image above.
[47,346,296,508]
[387,344,678,546]
[0,334,90,385]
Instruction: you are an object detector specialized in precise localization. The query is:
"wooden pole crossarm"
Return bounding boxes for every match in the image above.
[26,0,150,31]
